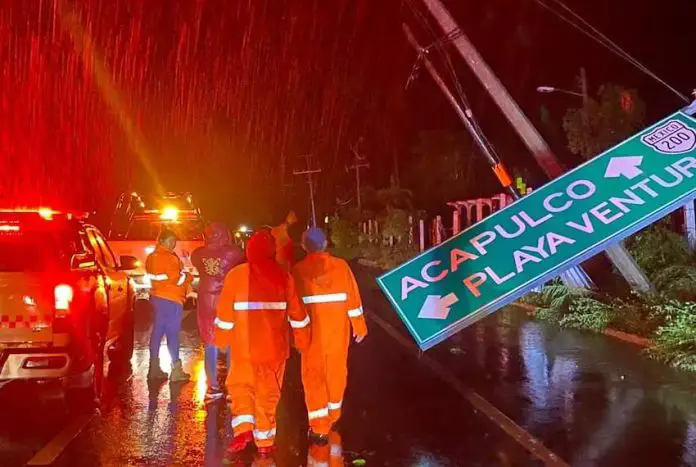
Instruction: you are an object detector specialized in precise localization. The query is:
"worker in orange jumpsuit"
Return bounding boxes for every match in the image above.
[307,430,344,466]
[292,227,367,443]
[145,228,193,382]
[215,229,311,457]
[270,210,297,271]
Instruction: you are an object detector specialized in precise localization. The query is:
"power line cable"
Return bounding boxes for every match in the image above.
[403,0,504,160]
[534,0,689,102]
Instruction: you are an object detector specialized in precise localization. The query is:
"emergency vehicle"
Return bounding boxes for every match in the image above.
[234,224,253,250]
[0,209,137,405]
[107,192,204,300]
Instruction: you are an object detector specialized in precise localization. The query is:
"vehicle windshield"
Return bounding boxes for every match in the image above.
[125,219,203,241]
[0,229,81,272]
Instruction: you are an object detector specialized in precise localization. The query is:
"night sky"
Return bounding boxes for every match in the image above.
[0,0,693,225]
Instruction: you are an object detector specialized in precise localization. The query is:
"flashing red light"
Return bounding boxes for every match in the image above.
[0,208,88,221]
[160,206,179,221]
[0,207,59,219]
[54,284,73,314]
[38,208,55,220]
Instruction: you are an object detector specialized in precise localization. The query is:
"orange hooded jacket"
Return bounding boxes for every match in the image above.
[292,252,367,355]
[215,230,310,363]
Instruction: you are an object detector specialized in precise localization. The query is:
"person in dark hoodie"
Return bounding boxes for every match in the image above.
[191,222,245,402]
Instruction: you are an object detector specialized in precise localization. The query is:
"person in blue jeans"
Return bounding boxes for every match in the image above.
[145,229,193,382]
[192,222,245,402]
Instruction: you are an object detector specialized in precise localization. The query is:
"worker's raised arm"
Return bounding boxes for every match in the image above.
[286,274,310,351]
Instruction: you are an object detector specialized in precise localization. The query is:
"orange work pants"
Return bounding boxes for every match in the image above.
[226,359,286,448]
[301,349,348,435]
[308,431,344,466]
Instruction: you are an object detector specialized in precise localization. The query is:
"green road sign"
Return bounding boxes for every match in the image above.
[378,111,696,350]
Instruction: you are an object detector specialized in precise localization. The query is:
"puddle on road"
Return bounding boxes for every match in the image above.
[426,306,696,466]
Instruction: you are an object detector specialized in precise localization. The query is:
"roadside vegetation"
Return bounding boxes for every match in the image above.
[327,173,421,270]
[523,220,696,372]
[328,206,419,271]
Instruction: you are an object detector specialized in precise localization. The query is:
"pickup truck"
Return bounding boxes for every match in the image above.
[107,207,204,301]
[0,208,137,407]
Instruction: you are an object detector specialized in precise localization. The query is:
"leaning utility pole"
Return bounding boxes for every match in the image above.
[293,154,321,227]
[418,0,654,293]
[346,144,369,212]
[403,24,594,290]
[404,25,517,201]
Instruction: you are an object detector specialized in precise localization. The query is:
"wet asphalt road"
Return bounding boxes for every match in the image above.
[355,266,696,467]
[2,267,696,465]
[0,299,533,466]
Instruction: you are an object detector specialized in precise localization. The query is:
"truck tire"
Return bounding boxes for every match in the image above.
[108,297,135,364]
[66,333,105,413]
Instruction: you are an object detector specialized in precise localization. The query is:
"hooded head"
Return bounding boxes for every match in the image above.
[204,222,232,247]
[246,229,276,263]
[246,229,287,288]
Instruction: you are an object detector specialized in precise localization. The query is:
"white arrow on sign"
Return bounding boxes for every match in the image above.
[417,293,459,320]
[604,156,644,179]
